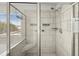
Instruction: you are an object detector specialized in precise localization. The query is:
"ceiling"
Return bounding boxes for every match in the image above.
[11,2,73,13]
[0,2,73,13]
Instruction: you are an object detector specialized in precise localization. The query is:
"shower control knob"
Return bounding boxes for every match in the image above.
[42,30,44,32]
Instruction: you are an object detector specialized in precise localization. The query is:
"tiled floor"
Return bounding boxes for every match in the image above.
[41,53,56,56]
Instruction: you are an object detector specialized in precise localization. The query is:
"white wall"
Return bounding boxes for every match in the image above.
[56,4,73,56]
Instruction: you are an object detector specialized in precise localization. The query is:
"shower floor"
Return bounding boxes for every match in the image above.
[24,51,56,56]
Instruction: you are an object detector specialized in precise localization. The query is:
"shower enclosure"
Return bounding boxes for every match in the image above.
[0,2,79,56]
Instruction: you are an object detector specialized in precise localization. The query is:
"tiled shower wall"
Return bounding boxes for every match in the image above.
[56,4,73,56]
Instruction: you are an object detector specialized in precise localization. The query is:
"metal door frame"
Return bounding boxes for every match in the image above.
[72,2,79,56]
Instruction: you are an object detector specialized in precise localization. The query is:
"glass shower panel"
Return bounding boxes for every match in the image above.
[0,3,7,56]
[9,4,26,56]
[9,3,38,56]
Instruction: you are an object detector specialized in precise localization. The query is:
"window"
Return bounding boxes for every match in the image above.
[10,5,24,48]
[0,3,7,55]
